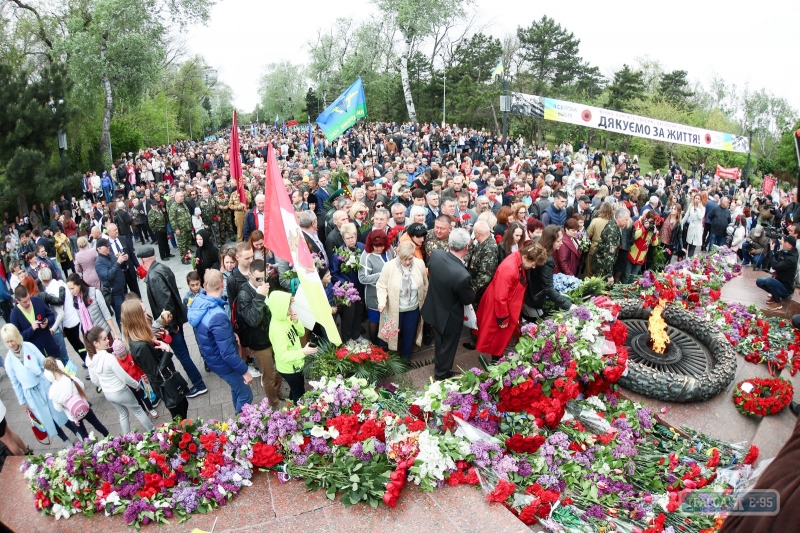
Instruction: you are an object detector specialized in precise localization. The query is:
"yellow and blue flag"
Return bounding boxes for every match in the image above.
[491,60,505,79]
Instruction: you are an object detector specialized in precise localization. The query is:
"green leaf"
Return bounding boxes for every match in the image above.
[589,485,599,501]
[350,474,360,483]
[326,488,337,500]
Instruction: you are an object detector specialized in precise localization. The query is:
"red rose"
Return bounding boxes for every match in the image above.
[188,443,197,453]
[181,451,190,461]
[36,314,42,321]
[87,299,93,305]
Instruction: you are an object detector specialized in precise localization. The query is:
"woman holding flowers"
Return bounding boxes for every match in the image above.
[477,242,547,359]
[331,223,365,342]
[359,230,396,346]
[376,241,428,360]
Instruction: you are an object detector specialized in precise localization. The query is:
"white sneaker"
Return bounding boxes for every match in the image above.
[149,409,159,419]
[247,364,262,378]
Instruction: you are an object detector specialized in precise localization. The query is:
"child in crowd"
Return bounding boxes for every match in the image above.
[267,291,317,402]
[183,271,204,308]
[43,357,109,440]
[111,339,159,419]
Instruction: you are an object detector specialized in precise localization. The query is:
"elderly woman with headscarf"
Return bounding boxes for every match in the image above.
[193,229,219,285]
[376,241,428,361]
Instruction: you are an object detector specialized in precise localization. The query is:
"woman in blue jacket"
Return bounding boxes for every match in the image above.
[329,223,365,342]
[9,284,62,364]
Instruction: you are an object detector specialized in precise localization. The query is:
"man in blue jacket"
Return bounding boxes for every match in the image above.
[94,237,127,322]
[188,269,253,414]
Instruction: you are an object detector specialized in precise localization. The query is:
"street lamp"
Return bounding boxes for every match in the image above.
[48,98,70,199]
[499,73,513,145]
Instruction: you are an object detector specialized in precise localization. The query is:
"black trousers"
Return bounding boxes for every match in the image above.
[433,320,461,380]
[339,300,364,342]
[123,267,141,298]
[155,230,170,259]
[279,371,306,402]
[63,324,86,361]
[140,220,154,243]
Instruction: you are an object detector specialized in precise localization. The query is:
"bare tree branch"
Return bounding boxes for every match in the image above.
[6,0,55,57]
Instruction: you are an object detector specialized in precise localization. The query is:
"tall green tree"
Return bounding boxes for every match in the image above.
[0,61,70,207]
[607,64,646,112]
[516,16,582,93]
[258,61,306,121]
[373,0,468,122]
[658,70,694,110]
[59,0,213,165]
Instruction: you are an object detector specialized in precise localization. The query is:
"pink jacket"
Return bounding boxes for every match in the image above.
[74,247,101,288]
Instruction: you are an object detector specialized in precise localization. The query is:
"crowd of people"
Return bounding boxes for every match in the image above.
[1,119,797,457]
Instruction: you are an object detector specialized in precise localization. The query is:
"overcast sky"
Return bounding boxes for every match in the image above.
[185,0,797,114]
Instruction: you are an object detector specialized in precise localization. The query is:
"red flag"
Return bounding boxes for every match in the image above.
[263,143,314,269]
[230,110,246,204]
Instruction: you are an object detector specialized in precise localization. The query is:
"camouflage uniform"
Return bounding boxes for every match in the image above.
[167,199,194,259]
[148,200,169,259]
[465,238,499,308]
[214,189,236,242]
[228,188,253,243]
[198,195,222,245]
[591,221,621,280]
[424,229,450,266]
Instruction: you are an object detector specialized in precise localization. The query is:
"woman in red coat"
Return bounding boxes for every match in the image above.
[476,242,547,358]
[554,218,581,276]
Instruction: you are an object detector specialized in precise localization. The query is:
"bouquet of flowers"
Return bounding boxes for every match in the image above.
[334,246,363,273]
[387,225,405,247]
[302,338,407,383]
[332,281,360,307]
[553,273,582,294]
[576,230,591,252]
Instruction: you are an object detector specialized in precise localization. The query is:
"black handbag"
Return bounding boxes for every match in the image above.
[157,365,188,409]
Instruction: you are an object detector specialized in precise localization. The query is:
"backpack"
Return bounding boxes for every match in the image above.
[64,387,90,421]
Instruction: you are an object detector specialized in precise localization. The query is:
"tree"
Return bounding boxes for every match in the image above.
[258,61,306,120]
[58,0,212,165]
[516,16,582,93]
[304,87,323,118]
[649,143,669,170]
[658,70,694,110]
[607,65,646,112]
[0,61,70,206]
[373,0,468,122]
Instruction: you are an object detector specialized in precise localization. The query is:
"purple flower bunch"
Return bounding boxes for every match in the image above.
[332,281,360,307]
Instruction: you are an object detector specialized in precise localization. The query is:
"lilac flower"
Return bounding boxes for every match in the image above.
[470,441,502,468]
[535,474,560,490]
[636,407,654,429]
[582,504,606,520]
[123,498,157,524]
[571,306,592,321]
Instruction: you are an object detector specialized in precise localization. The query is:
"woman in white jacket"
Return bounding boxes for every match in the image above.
[84,326,154,434]
[681,193,705,257]
[43,357,109,439]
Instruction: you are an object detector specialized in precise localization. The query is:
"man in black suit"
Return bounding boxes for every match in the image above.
[298,210,329,267]
[325,209,348,261]
[421,228,475,381]
[105,222,141,297]
[114,201,134,239]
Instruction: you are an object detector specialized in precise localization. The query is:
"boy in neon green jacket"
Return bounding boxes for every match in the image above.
[267,292,317,402]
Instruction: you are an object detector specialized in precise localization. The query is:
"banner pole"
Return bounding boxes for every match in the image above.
[744,129,753,187]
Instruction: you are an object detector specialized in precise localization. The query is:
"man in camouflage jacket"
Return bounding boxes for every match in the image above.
[213,178,236,243]
[198,187,222,246]
[591,209,629,281]
[228,184,253,243]
[463,220,498,349]
[167,191,194,264]
[147,191,172,261]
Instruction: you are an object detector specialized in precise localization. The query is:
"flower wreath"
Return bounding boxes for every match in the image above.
[732,377,794,417]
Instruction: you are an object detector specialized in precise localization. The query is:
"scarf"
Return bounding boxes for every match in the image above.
[77,295,93,334]
[399,261,413,300]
